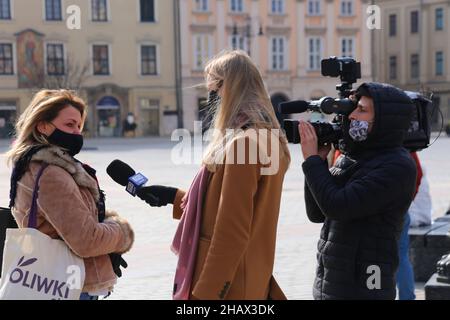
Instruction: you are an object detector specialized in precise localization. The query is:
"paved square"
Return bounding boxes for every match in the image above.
[1,135,449,299]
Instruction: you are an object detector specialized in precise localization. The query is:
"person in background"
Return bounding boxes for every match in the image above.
[396,151,433,300]
[123,112,137,138]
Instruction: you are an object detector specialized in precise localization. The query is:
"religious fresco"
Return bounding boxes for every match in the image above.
[15,29,45,88]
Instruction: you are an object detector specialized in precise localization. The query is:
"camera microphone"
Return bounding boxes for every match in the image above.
[106,160,148,196]
[278,100,309,114]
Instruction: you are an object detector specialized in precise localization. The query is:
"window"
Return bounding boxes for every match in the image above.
[307,0,321,16]
[46,44,64,75]
[230,0,243,13]
[340,0,353,16]
[411,54,419,79]
[140,98,159,109]
[140,0,155,22]
[141,45,157,75]
[436,51,444,76]
[389,14,397,37]
[341,37,354,58]
[389,56,397,80]
[271,37,286,70]
[92,0,108,21]
[411,11,419,34]
[195,0,208,12]
[194,35,212,70]
[230,34,246,51]
[308,37,322,71]
[45,0,62,21]
[271,0,284,14]
[0,43,13,75]
[436,8,444,31]
[92,45,110,75]
[0,0,11,19]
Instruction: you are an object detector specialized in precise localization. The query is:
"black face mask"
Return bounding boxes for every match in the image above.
[47,125,83,156]
[207,90,220,106]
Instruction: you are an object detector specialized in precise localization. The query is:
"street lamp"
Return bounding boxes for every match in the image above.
[231,15,264,56]
[232,23,238,36]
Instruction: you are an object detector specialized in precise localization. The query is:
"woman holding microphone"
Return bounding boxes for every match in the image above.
[137,50,290,300]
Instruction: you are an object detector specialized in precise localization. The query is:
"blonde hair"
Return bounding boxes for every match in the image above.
[202,50,290,170]
[6,89,87,165]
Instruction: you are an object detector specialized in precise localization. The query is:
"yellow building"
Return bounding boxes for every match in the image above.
[0,0,180,138]
[373,0,449,128]
[180,0,373,131]
[0,0,375,137]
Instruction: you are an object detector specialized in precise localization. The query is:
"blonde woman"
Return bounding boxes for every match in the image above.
[137,50,291,300]
[6,90,134,300]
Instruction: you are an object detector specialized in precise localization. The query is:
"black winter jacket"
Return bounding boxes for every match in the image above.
[303,83,417,300]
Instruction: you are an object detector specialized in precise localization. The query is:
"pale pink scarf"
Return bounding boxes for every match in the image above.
[171,166,210,300]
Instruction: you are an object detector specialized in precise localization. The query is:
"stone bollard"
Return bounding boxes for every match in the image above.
[436,254,450,284]
[409,215,450,282]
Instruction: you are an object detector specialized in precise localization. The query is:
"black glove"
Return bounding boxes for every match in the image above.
[109,253,128,278]
[136,185,178,207]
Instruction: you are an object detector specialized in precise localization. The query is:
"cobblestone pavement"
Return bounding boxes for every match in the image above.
[1,135,448,300]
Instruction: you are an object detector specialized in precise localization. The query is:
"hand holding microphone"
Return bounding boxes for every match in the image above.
[106,160,177,207]
[136,186,177,207]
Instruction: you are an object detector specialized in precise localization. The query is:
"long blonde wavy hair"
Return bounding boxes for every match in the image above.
[202,50,290,171]
[6,89,87,165]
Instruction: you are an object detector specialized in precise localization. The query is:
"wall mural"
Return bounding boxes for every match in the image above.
[15,29,45,88]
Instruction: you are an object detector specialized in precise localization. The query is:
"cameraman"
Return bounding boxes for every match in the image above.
[299,82,417,300]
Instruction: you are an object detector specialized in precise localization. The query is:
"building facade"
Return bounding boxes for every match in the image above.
[180,0,372,131]
[0,0,179,138]
[373,0,450,128]
[0,0,375,138]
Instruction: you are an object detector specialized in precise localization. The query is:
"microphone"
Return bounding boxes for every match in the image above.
[278,100,309,114]
[106,160,148,196]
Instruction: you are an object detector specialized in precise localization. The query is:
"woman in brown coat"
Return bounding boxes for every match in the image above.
[6,90,134,300]
[137,50,291,300]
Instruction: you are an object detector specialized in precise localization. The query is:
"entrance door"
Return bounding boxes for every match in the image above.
[140,98,159,136]
[140,109,159,136]
[0,102,16,139]
[270,94,289,124]
[97,96,121,137]
[198,97,210,133]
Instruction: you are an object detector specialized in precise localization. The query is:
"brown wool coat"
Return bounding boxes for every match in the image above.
[172,133,289,300]
[12,146,134,293]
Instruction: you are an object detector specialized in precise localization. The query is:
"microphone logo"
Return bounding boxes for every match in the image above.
[126,173,148,196]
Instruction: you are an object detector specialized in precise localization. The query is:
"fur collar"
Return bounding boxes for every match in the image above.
[31,146,100,202]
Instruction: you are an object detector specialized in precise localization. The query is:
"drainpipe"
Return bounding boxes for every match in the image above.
[174,0,184,128]
[370,0,375,82]
[419,0,424,92]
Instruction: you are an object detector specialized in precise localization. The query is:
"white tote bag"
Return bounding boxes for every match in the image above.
[408,168,433,227]
[0,164,85,300]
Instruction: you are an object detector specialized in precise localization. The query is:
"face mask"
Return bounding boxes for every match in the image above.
[207,90,220,105]
[47,124,83,156]
[348,119,372,142]
[127,115,134,124]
